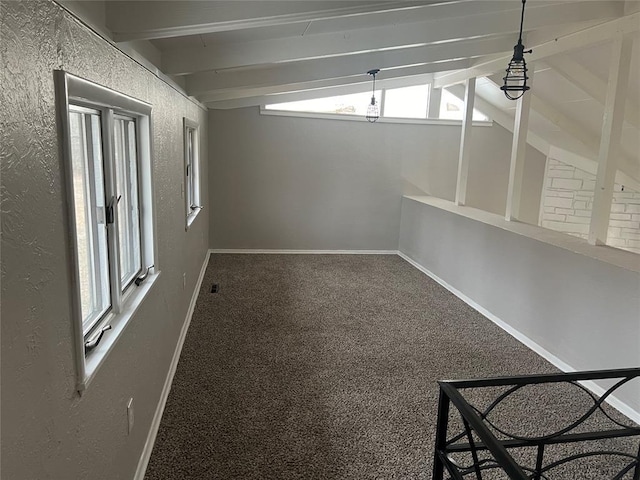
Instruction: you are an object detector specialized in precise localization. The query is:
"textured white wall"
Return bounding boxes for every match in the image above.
[399,196,640,417]
[208,108,547,249]
[541,158,640,254]
[1,2,209,479]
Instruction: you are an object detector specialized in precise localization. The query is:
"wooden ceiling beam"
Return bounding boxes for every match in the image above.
[185,36,512,96]
[163,1,621,75]
[197,60,469,103]
[108,0,443,42]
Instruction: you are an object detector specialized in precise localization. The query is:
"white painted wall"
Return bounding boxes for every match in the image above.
[208,108,547,249]
[399,196,640,417]
[1,2,209,479]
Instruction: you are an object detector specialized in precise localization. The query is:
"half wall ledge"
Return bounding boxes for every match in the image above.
[403,195,640,273]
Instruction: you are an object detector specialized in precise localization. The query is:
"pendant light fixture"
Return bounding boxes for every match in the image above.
[366,69,380,122]
[501,0,532,100]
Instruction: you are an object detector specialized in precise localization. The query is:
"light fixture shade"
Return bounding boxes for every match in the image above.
[501,0,532,101]
[500,56,530,101]
[365,68,380,123]
[366,96,379,123]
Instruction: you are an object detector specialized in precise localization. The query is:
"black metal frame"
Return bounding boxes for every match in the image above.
[433,368,640,479]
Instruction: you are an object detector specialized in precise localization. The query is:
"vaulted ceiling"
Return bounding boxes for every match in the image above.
[60,0,639,181]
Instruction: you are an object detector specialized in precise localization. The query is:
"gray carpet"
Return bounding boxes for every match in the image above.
[145,254,638,479]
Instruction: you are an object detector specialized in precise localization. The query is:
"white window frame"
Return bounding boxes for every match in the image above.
[184,118,202,229]
[261,83,493,126]
[56,71,159,393]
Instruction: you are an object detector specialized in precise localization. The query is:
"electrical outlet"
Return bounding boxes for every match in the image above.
[183,273,186,290]
[127,398,134,435]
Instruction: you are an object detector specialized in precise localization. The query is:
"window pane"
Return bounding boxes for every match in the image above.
[190,129,197,208]
[186,127,194,214]
[266,91,381,116]
[69,109,110,333]
[114,117,142,288]
[383,85,429,119]
[440,88,489,121]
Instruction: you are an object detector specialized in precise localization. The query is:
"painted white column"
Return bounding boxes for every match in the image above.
[505,68,534,221]
[455,78,476,206]
[428,86,442,118]
[589,36,632,245]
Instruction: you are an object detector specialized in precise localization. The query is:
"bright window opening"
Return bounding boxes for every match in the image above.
[383,84,429,119]
[440,88,489,121]
[266,91,381,116]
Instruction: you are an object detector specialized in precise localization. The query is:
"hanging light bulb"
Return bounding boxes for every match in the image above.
[501,0,532,100]
[366,69,380,122]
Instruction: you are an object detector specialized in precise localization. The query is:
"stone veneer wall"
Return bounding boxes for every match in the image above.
[540,158,640,254]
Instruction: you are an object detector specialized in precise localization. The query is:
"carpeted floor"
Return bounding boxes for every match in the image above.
[144,254,638,479]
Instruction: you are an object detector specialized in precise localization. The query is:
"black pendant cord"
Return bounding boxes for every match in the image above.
[371,72,376,100]
[518,0,526,44]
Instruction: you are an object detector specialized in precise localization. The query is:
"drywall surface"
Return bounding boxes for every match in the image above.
[1,2,209,479]
[208,108,546,249]
[208,108,404,250]
[399,196,640,415]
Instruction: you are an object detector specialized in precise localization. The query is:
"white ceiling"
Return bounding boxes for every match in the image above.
[61,0,640,180]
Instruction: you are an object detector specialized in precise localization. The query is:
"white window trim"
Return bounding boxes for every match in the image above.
[259,106,493,127]
[55,71,159,393]
[184,117,202,230]
[260,83,493,126]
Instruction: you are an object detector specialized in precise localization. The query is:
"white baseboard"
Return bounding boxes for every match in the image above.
[210,248,397,255]
[134,250,211,480]
[397,251,640,425]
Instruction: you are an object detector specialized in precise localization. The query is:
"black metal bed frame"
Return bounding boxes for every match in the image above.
[433,368,640,479]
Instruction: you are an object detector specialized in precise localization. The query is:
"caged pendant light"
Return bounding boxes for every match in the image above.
[501,0,533,100]
[366,69,380,122]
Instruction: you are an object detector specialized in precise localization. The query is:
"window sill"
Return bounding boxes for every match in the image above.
[259,107,493,127]
[79,270,161,393]
[186,207,203,230]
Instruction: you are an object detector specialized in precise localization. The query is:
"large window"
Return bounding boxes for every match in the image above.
[264,83,490,124]
[57,71,156,391]
[265,90,381,117]
[184,118,201,228]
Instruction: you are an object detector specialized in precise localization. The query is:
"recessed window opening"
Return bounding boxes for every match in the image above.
[440,88,489,121]
[264,83,491,124]
[184,118,201,228]
[56,71,156,391]
[266,90,381,116]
